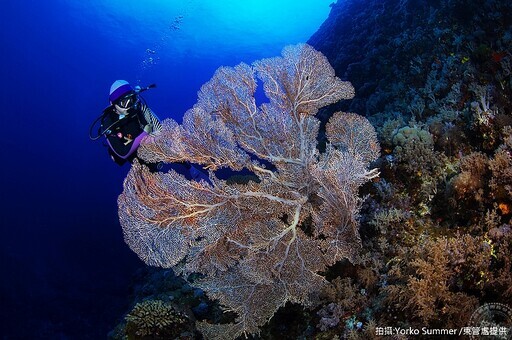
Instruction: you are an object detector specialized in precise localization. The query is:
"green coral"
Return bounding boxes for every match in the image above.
[124,299,189,339]
[391,126,448,212]
[379,117,404,148]
[392,125,433,150]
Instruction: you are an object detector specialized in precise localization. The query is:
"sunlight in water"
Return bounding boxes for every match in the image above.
[67,0,332,62]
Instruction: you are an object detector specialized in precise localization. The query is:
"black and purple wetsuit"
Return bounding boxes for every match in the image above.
[101,103,161,165]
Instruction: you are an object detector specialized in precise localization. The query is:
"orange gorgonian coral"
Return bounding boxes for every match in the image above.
[118,44,380,338]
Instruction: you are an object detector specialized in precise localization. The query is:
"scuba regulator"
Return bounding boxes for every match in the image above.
[89,83,156,141]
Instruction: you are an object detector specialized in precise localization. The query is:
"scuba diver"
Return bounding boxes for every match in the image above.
[90,80,161,165]
[90,80,210,182]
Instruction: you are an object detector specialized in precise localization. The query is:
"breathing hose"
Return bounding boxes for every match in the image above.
[88,83,156,141]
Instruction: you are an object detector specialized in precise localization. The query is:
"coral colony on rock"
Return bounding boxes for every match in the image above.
[117,44,379,339]
[110,0,512,339]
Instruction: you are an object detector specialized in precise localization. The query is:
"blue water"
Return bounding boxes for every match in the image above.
[0,0,331,338]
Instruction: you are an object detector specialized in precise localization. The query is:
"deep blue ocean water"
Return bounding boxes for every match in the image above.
[0,1,331,338]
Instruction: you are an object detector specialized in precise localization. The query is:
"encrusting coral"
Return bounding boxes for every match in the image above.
[118,44,380,339]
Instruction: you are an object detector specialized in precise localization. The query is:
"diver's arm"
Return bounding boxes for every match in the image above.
[141,104,162,133]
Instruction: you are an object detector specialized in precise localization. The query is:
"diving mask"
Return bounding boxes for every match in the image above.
[114,93,139,115]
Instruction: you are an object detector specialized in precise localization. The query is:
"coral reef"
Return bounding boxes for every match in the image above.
[113,0,512,338]
[118,44,379,338]
[307,0,512,337]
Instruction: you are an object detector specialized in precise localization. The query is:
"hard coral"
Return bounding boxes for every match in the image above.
[124,300,191,339]
[392,125,433,150]
[118,44,380,339]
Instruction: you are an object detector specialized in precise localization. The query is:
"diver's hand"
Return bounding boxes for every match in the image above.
[141,127,161,144]
[143,124,153,133]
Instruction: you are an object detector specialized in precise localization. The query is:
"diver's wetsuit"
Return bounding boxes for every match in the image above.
[101,103,161,165]
[100,103,209,182]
